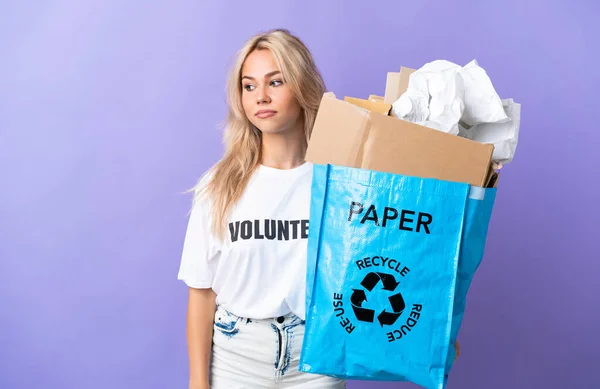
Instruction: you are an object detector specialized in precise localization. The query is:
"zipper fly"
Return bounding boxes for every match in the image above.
[276,327,285,370]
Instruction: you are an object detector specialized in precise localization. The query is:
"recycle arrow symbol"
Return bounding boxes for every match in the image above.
[351,289,367,307]
[350,289,375,323]
[377,292,406,327]
[360,272,401,292]
[378,273,401,291]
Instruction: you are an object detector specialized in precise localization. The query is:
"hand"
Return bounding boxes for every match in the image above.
[454,341,461,360]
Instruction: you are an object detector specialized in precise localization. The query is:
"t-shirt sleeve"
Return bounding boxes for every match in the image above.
[177,196,220,289]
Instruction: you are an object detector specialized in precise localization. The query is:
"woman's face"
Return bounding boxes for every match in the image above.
[241,49,303,135]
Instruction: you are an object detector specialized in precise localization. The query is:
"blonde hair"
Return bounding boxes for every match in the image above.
[193,28,326,239]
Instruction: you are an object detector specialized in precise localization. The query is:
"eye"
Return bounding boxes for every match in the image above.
[270,79,283,87]
[243,84,256,92]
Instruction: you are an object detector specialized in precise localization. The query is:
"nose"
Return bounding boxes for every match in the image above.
[256,87,271,104]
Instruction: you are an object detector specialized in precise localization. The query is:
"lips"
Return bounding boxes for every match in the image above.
[256,110,277,119]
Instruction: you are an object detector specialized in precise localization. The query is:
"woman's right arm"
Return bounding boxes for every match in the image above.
[186,287,217,389]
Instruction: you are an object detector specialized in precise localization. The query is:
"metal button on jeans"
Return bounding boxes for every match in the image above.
[276,316,285,324]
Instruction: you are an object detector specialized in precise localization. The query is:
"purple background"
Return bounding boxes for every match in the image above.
[1,1,598,388]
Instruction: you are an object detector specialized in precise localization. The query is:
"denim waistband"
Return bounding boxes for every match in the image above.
[216,305,305,327]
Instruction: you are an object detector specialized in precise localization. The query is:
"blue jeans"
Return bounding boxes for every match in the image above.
[210,305,346,389]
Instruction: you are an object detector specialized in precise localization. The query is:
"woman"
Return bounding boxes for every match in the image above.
[177,29,346,389]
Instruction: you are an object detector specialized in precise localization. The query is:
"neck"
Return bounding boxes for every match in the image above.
[261,126,306,170]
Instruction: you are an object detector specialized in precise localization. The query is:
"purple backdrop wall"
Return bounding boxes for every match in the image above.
[1,1,598,388]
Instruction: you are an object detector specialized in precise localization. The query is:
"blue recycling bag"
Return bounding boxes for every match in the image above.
[299,164,496,389]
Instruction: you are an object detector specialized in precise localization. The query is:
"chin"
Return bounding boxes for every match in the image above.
[259,127,287,135]
[254,121,289,135]
[252,115,303,136]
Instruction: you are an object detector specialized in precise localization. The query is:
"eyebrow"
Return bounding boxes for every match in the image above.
[242,70,281,81]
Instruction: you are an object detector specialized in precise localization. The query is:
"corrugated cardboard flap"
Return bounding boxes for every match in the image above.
[306,93,495,187]
[306,93,371,169]
[363,113,494,187]
[344,97,391,115]
[384,67,416,105]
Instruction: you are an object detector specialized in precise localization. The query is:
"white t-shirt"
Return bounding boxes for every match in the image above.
[177,161,313,320]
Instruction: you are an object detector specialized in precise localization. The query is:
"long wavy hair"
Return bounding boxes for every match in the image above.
[193,28,326,240]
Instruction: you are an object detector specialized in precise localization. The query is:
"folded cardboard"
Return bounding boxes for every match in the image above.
[384,67,416,106]
[368,94,385,102]
[343,96,391,115]
[306,93,494,187]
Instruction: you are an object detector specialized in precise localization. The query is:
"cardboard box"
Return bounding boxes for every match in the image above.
[305,67,497,187]
[384,67,416,105]
[343,96,391,115]
[368,94,385,102]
